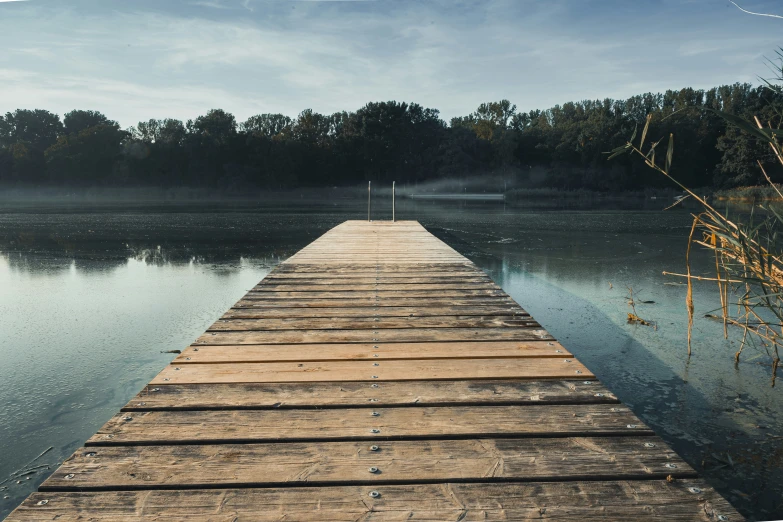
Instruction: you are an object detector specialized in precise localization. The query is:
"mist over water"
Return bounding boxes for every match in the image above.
[0,198,781,520]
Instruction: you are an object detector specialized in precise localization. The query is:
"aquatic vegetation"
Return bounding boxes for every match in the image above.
[608,49,783,385]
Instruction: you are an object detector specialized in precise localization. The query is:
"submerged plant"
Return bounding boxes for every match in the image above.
[607,49,783,385]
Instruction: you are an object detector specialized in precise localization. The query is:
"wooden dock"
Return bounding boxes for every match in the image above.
[7,221,741,520]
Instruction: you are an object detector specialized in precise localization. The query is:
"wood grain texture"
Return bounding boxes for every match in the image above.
[235,297,519,308]
[194,327,554,345]
[8,480,743,521]
[208,316,539,331]
[171,341,569,364]
[150,357,590,384]
[226,304,526,317]
[89,404,644,444]
[47,437,686,490]
[122,380,616,410]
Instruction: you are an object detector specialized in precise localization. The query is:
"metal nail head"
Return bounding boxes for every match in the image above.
[368,490,380,498]
[369,445,380,451]
[664,463,677,469]
[371,411,380,417]
[626,424,637,429]
[65,474,74,479]
[370,429,380,433]
[36,500,48,506]
[368,467,379,474]
[688,487,702,494]
[644,442,656,448]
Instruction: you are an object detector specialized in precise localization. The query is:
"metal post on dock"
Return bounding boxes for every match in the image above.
[367,181,372,221]
[392,181,396,222]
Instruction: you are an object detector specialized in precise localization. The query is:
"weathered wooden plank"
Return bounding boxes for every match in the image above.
[48,437,687,490]
[8,480,743,521]
[195,327,554,345]
[273,264,475,273]
[261,276,492,284]
[266,271,486,279]
[208,316,539,331]
[253,283,499,291]
[89,405,647,445]
[172,341,568,364]
[150,357,586,384]
[122,380,616,410]
[242,289,506,298]
[226,305,526,317]
[235,297,519,308]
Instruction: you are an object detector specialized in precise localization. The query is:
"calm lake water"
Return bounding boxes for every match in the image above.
[0,197,781,520]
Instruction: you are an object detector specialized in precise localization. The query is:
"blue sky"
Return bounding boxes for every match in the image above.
[0,0,781,127]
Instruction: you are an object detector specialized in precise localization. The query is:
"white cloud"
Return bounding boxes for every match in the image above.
[0,0,780,126]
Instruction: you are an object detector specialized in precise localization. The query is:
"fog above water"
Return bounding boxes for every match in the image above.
[0,197,781,520]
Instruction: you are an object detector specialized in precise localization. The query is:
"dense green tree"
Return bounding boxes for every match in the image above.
[0,109,63,151]
[1,82,781,190]
[63,110,115,135]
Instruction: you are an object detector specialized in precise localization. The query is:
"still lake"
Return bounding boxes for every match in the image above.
[0,197,781,520]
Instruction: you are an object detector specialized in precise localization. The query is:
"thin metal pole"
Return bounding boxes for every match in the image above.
[392,181,395,222]
[367,181,371,221]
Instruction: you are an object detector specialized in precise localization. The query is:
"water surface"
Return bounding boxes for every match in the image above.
[0,198,780,520]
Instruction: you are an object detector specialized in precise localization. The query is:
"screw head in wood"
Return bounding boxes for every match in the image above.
[65,474,74,479]
[717,516,729,521]
[369,445,380,451]
[185,358,191,361]
[583,381,593,385]
[594,393,603,397]
[84,452,97,457]
[664,463,677,469]
[151,388,160,392]
[373,363,379,366]
[163,378,170,381]
[373,354,379,357]
[644,442,656,448]
[123,416,133,421]
[371,384,379,388]
[193,348,199,351]
[370,429,380,433]
[575,370,582,374]
[36,500,48,506]
[626,424,637,429]
[371,412,380,417]
[368,467,379,474]
[368,490,380,498]
[371,375,379,379]
[688,487,702,494]
[564,359,571,363]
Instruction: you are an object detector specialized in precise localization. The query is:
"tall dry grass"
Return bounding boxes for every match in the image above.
[608,52,783,385]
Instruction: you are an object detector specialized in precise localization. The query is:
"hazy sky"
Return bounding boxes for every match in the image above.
[0,0,781,127]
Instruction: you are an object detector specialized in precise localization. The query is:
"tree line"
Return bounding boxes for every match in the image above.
[1,82,781,192]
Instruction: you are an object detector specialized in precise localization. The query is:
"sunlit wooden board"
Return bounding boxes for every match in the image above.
[207,316,540,331]
[195,327,553,345]
[122,380,616,410]
[48,437,684,489]
[87,405,648,445]
[171,341,568,364]
[9,481,743,522]
[150,357,591,384]
[226,304,526,317]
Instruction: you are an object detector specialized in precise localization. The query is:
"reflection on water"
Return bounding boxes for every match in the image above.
[0,199,780,520]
